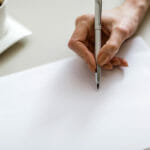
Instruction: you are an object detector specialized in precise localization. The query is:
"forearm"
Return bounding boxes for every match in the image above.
[125,0,150,8]
[124,0,150,21]
[121,0,150,30]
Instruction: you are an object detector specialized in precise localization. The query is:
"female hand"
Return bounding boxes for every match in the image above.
[68,0,150,72]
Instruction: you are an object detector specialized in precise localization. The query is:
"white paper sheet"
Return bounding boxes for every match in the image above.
[0,37,150,150]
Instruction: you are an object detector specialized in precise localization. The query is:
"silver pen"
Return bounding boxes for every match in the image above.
[95,0,102,89]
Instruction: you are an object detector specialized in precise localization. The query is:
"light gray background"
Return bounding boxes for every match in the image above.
[0,0,150,76]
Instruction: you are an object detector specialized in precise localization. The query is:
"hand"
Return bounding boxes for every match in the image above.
[68,2,148,72]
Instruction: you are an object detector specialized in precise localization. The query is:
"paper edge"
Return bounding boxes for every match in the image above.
[0,36,149,79]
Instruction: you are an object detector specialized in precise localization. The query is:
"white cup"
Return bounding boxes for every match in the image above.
[0,0,7,38]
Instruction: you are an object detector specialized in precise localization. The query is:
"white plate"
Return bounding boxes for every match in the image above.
[0,16,32,54]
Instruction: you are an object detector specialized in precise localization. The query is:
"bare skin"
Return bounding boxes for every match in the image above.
[68,0,150,72]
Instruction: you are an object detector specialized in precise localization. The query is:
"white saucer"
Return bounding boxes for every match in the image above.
[0,16,32,54]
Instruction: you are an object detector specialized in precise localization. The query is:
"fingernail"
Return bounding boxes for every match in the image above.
[112,60,120,66]
[103,63,113,70]
[121,60,128,67]
[121,62,128,67]
[98,53,109,66]
[88,64,96,73]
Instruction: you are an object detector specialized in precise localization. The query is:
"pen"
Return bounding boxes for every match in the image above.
[95,0,102,89]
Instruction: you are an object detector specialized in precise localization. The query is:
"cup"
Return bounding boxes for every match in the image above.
[0,0,7,38]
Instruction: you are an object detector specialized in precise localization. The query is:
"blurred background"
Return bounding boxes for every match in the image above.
[0,0,149,76]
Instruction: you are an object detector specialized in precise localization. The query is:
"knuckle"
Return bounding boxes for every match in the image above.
[115,26,130,37]
[105,42,118,56]
[108,43,118,51]
[75,14,93,25]
[75,15,88,25]
[75,16,82,25]
[68,39,77,49]
[138,2,146,10]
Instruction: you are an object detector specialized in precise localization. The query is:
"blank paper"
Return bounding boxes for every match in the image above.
[0,37,150,150]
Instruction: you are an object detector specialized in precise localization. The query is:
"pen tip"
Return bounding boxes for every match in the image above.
[97,83,99,90]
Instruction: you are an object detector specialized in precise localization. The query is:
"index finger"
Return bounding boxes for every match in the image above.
[68,19,96,72]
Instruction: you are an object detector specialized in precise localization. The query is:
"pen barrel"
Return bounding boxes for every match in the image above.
[95,29,101,85]
[96,65,101,83]
[95,0,102,87]
[95,29,101,61]
[95,0,102,61]
[95,0,102,29]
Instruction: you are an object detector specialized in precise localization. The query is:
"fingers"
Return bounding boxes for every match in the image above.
[68,18,96,72]
[69,40,96,72]
[103,57,128,70]
[103,63,113,70]
[97,27,128,67]
[111,57,128,67]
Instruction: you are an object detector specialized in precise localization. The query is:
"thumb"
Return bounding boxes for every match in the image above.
[97,27,128,66]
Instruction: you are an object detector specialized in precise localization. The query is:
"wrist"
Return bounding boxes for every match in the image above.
[125,0,150,8]
[123,0,150,23]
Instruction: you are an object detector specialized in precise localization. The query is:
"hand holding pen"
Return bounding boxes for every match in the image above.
[68,0,150,72]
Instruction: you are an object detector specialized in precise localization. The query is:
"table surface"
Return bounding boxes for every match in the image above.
[0,0,150,76]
